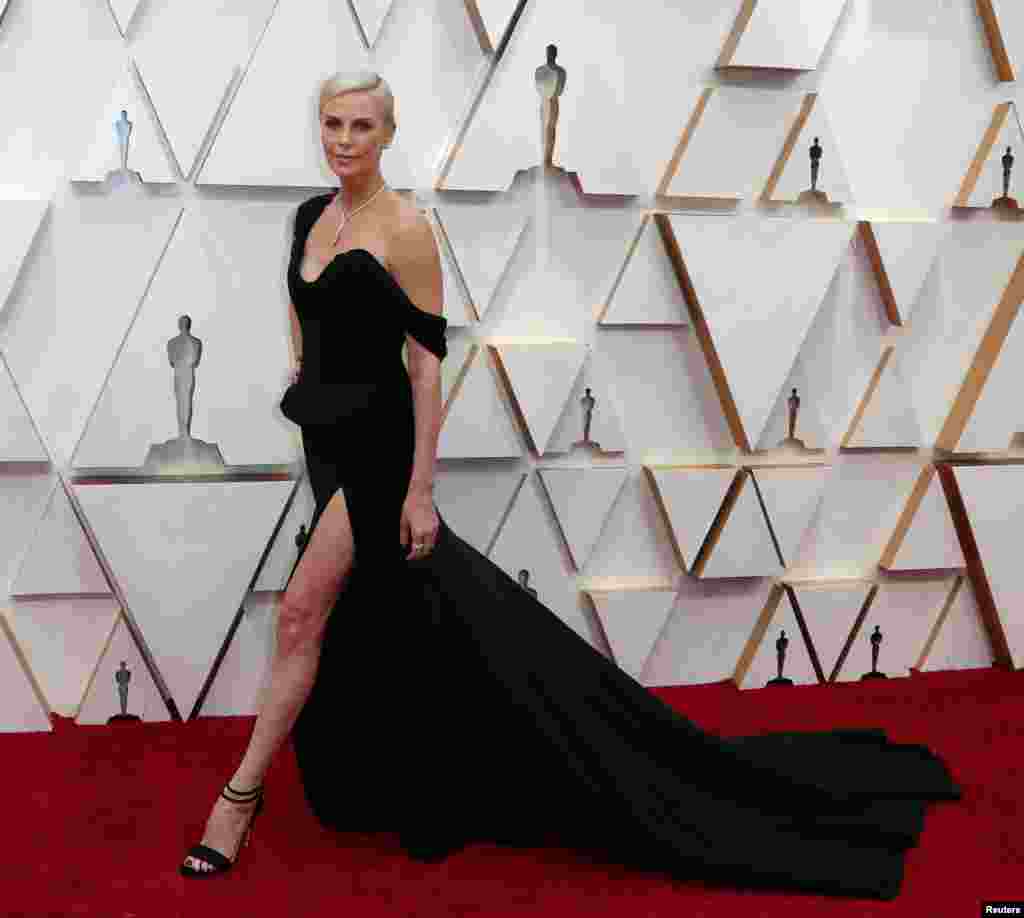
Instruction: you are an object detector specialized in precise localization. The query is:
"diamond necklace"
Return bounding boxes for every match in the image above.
[333,180,388,245]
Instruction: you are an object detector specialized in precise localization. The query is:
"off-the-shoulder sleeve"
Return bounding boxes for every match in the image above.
[405,305,447,361]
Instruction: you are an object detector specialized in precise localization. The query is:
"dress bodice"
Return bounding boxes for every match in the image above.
[279,192,447,426]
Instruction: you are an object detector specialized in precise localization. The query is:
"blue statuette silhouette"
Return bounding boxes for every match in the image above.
[107,660,142,723]
[535,44,567,169]
[766,629,794,686]
[105,109,144,190]
[860,624,887,680]
[993,146,1019,211]
[143,315,226,473]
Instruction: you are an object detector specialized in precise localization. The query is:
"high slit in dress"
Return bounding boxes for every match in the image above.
[281,191,962,901]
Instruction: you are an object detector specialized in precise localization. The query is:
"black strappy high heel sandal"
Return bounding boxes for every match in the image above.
[180,781,265,877]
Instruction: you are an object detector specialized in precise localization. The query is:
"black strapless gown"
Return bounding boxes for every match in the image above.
[282,192,961,901]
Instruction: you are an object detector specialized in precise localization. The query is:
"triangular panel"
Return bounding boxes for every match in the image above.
[426,208,471,326]
[11,480,110,596]
[496,342,586,455]
[766,94,852,205]
[351,0,395,47]
[6,598,119,715]
[698,473,779,578]
[76,613,170,724]
[601,216,688,325]
[955,102,1024,208]
[843,348,924,448]
[793,584,871,682]
[669,214,851,449]
[200,594,276,717]
[860,221,948,325]
[647,466,736,572]
[434,465,524,556]
[720,0,847,70]
[108,0,143,37]
[437,346,521,458]
[0,613,52,732]
[0,358,47,462]
[539,467,628,570]
[253,477,314,592]
[73,60,178,184]
[435,207,527,320]
[589,589,675,681]
[545,368,627,456]
[882,469,965,571]
[736,587,818,689]
[489,474,598,648]
[752,467,827,568]
[0,198,47,316]
[979,0,1024,81]
[920,576,994,672]
[74,479,293,716]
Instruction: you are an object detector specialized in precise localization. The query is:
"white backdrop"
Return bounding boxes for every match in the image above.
[0,0,1019,732]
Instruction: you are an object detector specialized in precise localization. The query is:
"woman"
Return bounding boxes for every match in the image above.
[181,71,962,901]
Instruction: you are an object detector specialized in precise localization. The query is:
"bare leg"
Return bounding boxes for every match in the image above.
[182,487,355,872]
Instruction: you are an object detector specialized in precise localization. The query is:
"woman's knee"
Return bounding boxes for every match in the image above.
[275,593,331,654]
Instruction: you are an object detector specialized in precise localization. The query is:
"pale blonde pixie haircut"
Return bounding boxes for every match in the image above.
[318,71,396,144]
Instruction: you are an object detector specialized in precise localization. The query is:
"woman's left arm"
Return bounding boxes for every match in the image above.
[390,212,444,500]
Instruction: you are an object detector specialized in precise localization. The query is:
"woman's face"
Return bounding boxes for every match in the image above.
[320,91,392,182]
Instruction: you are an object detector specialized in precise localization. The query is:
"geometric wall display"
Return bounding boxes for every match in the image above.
[833,578,956,683]
[426,208,472,326]
[796,457,921,579]
[645,466,736,573]
[443,3,711,194]
[468,0,519,52]
[914,222,1024,450]
[198,593,277,717]
[957,307,1024,453]
[952,463,1024,669]
[588,588,675,682]
[977,0,1024,81]
[0,613,52,733]
[0,357,48,462]
[495,342,586,455]
[842,346,924,448]
[351,0,395,48]
[954,102,1024,208]
[537,467,628,570]
[717,0,848,70]
[107,0,143,39]
[879,466,966,572]
[646,576,774,688]
[600,216,688,325]
[433,464,525,557]
[73,60,178,184]
[129,0,278,180]
[252,477,316,592]
[751,466,828,568]
[0,474,54,606]
[0,198,47,317]
[755,240,886,452]
[10,480,110,597]
[488,473,598,649]
[919,576,994,673]
[762,93,852,205]
[199,0,482,190]
[696,470,779,579]
[76,612,171,724]
[5,597,120,716]
[73,479,294,717]
[71,201,299,470]
[660,87,795,201]
[544,359,627,456]
[2,197,183,469]
[437,334,475,414]
[663,214,852,450]
[736,586,818,689]
[858,220,949,325]
[437,345,522,459]
[433,207,528,320]
[789,583,872,683]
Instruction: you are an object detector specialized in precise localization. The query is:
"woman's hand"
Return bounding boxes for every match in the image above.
[400,489,438,560]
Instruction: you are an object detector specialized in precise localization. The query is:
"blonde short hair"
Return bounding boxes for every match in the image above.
[318,71,396,132]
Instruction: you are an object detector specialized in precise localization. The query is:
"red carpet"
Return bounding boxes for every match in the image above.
[1,665,1019,917]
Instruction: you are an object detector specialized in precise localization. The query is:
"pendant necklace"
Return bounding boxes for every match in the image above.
[333,180,388,245]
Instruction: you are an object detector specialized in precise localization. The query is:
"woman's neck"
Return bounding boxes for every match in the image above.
[336,173,387,211]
